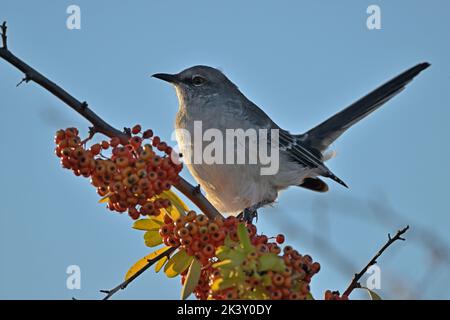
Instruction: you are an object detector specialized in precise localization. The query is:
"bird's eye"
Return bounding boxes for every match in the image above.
[192,75,206,86]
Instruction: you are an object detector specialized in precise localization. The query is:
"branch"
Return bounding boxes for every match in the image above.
[1,21,7,49]
[0,21,221,220]
[342,225,410,297]
[101,246,178,300]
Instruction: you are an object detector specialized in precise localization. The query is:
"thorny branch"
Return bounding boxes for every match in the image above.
[100,246,178,300]
[0,21,221,221]
[342,225,410,297]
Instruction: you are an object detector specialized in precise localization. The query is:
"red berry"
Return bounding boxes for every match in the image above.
[152,136,161,147]
[142,129,153,139]
[131,124,142,135]
[276,234,285,244]
[101,140,110,149]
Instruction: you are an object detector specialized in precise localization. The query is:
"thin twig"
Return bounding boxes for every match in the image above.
[0,20,221,220]
[342,225,410,297]
[1,21,7,49]
[101,246,178,300]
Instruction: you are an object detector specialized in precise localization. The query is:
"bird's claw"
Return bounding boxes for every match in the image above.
[242,207,258,224]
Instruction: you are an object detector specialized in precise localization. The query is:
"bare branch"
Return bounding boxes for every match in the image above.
[342,225,410,297]
[0,20,221,220]
[101,246,178,300]
[1,21,7,49]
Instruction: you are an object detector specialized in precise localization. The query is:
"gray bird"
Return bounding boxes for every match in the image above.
[153,63,430,220]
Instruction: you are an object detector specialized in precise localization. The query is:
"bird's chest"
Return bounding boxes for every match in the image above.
[174,104,269,214]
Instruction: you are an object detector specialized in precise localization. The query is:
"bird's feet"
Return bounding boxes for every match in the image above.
[242,207,258,224]
[193,184,201,195]
[238,199,274,224]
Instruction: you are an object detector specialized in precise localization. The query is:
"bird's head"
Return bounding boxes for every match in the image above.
[152,65,238,107]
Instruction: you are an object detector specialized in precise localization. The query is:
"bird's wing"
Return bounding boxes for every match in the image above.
[279,130,348,188]
[237,96,348,187]
[303,62,430,151]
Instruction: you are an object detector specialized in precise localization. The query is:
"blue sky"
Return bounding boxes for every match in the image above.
[1,1,449,299]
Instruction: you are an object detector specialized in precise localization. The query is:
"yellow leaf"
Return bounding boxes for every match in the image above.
[144,230,163,247]
[152,209,165,222]
[133,218,163,231]
[162,190,189,211]
[360,287,382,300]
[98,193,112,203]
[155,256,169,273]
[164,249,193,278]
[181,259,202,300]
[125,246,171,281]
[159,190,188,220]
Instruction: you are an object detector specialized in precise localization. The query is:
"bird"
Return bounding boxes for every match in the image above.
[153,63,430,221]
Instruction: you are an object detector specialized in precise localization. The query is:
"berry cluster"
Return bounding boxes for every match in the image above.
[324,290,349,300]
[54,126,182,219]
[208,230,320,300]
[159,211,231,265]
[159,212,319,300]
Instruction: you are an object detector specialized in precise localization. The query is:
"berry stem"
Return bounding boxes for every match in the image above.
[0,20,222,221]
[342,225,409,297]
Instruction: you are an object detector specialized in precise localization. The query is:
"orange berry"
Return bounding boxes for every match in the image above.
[186,222,198,235]
[203,244,215,257]
[180,236,193,246]
[130,136,142,149]
[272,274,284,286]
[177,227,190,238]
[208,223,219,233]
[195,215,208,226]
[270,290,282,300]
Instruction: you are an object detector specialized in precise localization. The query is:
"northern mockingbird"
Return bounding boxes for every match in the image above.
[153,63,429,220]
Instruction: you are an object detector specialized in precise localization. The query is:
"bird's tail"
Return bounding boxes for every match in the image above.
[303,62,430,151]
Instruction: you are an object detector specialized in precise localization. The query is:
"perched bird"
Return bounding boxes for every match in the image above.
[153,63,430,220]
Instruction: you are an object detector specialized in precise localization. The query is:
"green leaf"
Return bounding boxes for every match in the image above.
[306,292,315,300]
[215,246,231,260]
[144,230,163,247]
[237,223,252,252]
[258,253,286,272]
[211,277,237,291]
[133,218,163,231]
[181,259,202,300]
[212,259,234,269]
[224,235,235,248]
[164,249,193,278]
[360,287,382,300]
[125,246,171,281]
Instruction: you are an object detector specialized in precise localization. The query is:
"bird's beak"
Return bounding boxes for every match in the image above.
[152,73,179,84]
